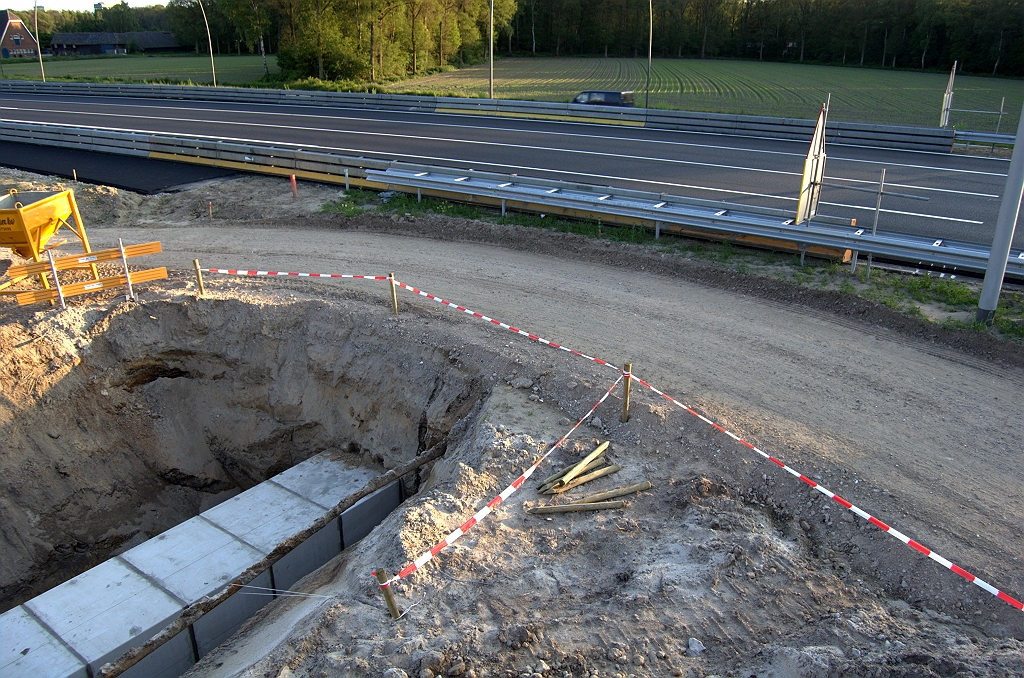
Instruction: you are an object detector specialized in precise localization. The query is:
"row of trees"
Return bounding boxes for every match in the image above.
[19,0,1024,80]
[514,0,1023,76]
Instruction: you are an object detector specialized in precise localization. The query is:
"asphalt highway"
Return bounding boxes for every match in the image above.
[2,92,1020,248]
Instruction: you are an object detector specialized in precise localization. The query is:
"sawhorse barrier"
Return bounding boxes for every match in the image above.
[6,240,166,307]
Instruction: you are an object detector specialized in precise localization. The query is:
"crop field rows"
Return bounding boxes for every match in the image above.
[1,54,1019,130]
[390,57,1024,131]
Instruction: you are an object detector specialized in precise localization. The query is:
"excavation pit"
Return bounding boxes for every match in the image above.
[0,296,492,613]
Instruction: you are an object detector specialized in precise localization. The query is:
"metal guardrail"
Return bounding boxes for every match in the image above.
[370,166,1024,278]
[954,130,1017,146]
[2,119,1021,278]
[0,80,963,153]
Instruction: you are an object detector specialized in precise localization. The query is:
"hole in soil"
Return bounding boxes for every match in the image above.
[1,298,489,612]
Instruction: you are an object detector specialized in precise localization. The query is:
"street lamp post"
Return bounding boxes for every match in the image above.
[34,3,46,82]
[196,0,217,87]
[644,0,652,110]
[488,0,494,98]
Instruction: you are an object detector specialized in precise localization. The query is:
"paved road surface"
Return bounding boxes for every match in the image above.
[2,92,1019,247]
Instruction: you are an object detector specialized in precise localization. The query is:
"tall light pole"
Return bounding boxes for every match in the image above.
[644,0,652,109]
[488,0,494,98]
[34,3,46,82]
[976,103,1024,325]
[196,0,217,87]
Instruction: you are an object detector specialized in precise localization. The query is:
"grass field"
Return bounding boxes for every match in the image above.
[386,58,1024,131]
[0,54,277,85]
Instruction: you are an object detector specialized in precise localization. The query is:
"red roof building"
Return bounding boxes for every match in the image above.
[1,10,40,59]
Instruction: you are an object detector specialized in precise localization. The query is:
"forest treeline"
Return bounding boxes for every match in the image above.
[21,0,1024,82]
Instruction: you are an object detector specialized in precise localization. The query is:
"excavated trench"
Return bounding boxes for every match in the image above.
[0,297,492,612]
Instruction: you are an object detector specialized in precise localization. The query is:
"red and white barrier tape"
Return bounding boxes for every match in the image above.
[201,268,388,280]
[631,375,1023,612]
[379,375,623,590]
[194,267,1022,612]
[394,280,623,376]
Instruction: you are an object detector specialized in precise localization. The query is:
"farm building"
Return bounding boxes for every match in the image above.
[0,10,39,59]
[49,31,183,56]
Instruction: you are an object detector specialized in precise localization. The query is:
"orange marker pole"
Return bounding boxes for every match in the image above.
[290,174,298,198]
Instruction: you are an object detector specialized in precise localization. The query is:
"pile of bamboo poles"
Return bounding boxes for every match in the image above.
[527,441,651,515]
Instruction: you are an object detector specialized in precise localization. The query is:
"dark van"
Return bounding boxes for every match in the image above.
[572,91,635,107]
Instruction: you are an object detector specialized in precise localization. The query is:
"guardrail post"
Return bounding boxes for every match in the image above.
[388,272,399,316]
[655,221,662,239]
[344,169,350,190]
[621,362,632,423]
[418,187,422,203]
[501,198,506,216]
[193,259,206,296]
[865,169,887,281]
[374,569,402,619]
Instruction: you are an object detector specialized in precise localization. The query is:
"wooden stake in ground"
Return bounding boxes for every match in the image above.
[621,362,632,423]
[193,259,205,296]
[389,272,399,316]
[374,569,402,619]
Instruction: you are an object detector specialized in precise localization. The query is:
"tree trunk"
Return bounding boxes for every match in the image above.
[438,15,443,66]
[370,18,375,81]
[260,35,268,75]
[799,29,805,62]
[992,29,1003,75]
[881,26,888,67]
[860,23,867,65]
[531,0,536,55]
[411,11,417,74]
[920,30,929,69]
[700,23,707,59]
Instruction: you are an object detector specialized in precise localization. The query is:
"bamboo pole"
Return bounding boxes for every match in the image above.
[527,501,625,514]
[621,362,632,423]
[570,481,652,504]
[374,569,402,619]
[545,464,621,494]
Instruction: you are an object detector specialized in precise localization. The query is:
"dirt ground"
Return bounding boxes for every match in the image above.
[1,169,1022,678]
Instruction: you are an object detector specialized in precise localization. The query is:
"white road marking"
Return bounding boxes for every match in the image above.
[4,96,1010,179]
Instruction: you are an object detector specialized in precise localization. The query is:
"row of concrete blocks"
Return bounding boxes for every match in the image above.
[1,453,402,678]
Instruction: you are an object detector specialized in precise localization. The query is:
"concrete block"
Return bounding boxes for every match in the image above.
[192,569,273,658]
[271,518,341,590]
[24,558,183,674]
[201,481,324,555]
[342,482,402,548]
[271,454,377,510]
[120,626,194,678]
[120,516,265,604]
[0,606,87,678]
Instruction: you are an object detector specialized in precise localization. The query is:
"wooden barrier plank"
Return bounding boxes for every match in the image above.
[15,268,167,306]
[7,242,162,278]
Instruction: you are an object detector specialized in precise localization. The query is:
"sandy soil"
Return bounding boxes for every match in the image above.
[1,169,1022,678]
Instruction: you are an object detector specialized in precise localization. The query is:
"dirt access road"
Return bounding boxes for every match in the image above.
[2,172,1022,677]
